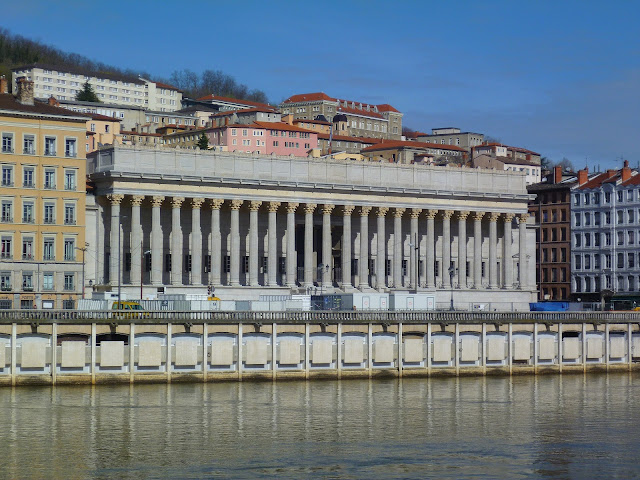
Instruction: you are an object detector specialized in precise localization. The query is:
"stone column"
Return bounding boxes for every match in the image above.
[410,208,421,290]
[489,212,500,289]
[457,211,469,289]
[267,201,280,287]
[209,199,224,286]
[341,205,355,289]
[376,207,388,290]
[473,212,484,288]
[303,203,316,287]
[426,209,437,289]
[359,206,372,289]
[248,200,262,287]
[229,199,243,287]
[107,194,124,285]
[322,204,334,288]
[503,213,515,289]
[130,195,144,289]
[170,197,185,286]
[150,196,164,285]
[519,214,529,289]
[190,198,204,285]
[393,208,405,288]
[285,202,298,288]
[441,210,454,287]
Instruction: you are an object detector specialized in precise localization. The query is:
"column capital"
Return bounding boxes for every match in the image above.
[191,198,205,209]
[457,211,470,221]
[130,195,145,207]
[473,211,485,221]
[504,213,515,222]
[107,193,124,206]
[442,210,454,220]
[377,206,389,217]
[410,208,422,219]
[393,207,405,218]
[249,200,263,212]
[209,198,224,210]
[230,199,244,210]
[286,202,299,213]
[426,209,438,220]
[322,203,335,215]
[342,205,355,216]
[267,201,281,212]
[360,206,372,216]
[171,196,185,208]
[488,212,500,222]
[304,203,317,214]
[151,195,165,207]
[519,213,529,223]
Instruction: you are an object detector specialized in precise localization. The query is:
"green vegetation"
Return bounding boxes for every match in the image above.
[76,81,100,102]
[196,132,209,150]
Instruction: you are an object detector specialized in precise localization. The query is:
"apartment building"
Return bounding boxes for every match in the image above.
[361,140,467,164]
[0,77,87,309]
[279,92,403,140]
[571,162,640,307]
[11,63,183,112]
[415,128,484,151]
[527,166,576,301]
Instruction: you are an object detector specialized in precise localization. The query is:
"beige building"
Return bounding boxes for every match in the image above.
[280,92,403,140]
[85,144,537,311]
[11,63,183,112]
[0,77,87,309]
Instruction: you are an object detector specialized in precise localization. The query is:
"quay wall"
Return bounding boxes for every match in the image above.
[1,311,639,385]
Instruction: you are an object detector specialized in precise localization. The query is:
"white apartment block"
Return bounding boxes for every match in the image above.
[12,64,182,112]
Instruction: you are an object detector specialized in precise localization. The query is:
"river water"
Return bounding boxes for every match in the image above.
[0,373,638,479]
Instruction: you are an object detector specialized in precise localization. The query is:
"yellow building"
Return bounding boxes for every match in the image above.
[0,77,87,309]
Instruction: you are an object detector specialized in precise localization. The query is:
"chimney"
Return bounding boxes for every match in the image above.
[16,77,34,105]
[606,169,617,179]
[622,160,632,182]
[48,96,60,107]
[554,165,562,184]
[577,167,589,185]
[0,75,7,94]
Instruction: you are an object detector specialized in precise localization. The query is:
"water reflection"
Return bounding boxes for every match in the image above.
[0,373,638,479]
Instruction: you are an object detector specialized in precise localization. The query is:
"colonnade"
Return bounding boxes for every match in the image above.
[105,194,530,291]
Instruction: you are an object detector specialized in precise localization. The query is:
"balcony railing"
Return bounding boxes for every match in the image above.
[22,285,33,292]
[0,285,11,291]
[22,216,34,224]
[1,215,12,223]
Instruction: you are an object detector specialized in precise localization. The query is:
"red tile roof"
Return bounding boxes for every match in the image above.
[89,112,122,122]
[197,95,273,109]
[293,119,331,125]
[282,92,400,117]
[0,94,88,121]
[576,171,617,190]
[336,104,384,119]
[210,107,278,118]
[154,81,183,92]
[253,121,319,134]
[477,142,540,156]
[376,104,400,113]
[282,92,335,103]
[317,133,376,144]
[362,140,467,153]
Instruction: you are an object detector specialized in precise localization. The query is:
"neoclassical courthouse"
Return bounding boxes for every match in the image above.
[86,145,536,310]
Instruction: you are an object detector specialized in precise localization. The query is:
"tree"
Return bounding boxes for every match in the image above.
[196,132,209,150]
[555,157,574,172]
[76,81,100,102]
[541,156,552,170]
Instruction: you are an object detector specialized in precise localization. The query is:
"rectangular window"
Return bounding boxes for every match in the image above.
[64,170,76,190]
[43,238,55,260]
[184,254,192,272]
[278,257,285,275]
[64,273,74,291]
[44,137,56,156]
[261,256,268,273]
[1,237,12,259]
[629,253,635,269]
[64,239,75,261]
[242,256,249,274]
[44,203,55,224]
[64,203,76,225]
[22,238,33,260]
[44,169,56,189]
[165,253,172,272]
[575,255,581,270]
[1,201,12,222]
[43,273,54,290]
[22,202,34,223]
[65,138,77,157]
[386,259,391,276]
[2,133,13,153]
[0,272,11,291]
[145,252,152,272]
[22,273,34,291]
[23,167,34,187]
[1,165,13,186]
[224,255,231,273]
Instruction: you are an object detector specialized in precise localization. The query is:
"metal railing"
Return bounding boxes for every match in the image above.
[0,309,639,325]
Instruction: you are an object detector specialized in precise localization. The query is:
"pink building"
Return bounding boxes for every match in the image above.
[207,122,318,157]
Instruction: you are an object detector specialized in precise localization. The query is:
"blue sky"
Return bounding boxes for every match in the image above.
[4,0,639,169]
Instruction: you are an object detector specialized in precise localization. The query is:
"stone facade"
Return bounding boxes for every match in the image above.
[86,145,537,310]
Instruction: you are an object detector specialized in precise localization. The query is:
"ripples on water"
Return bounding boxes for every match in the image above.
[0,374,639,479]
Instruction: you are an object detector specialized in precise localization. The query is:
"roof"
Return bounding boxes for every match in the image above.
[89,112,122,122]
[362,140,467,153]
[210,107,278,118]
[293,119,331,126]
[281,92,400,117]
[376,104,400,113]
[317,133,376,144]
[253,121,316,134]
[282,92,335,103]
[476,142,540,156]
[12,62,144,85]
[197,94,273,109]
[336,104,384,119]
[121,130,162,137]
[0,94,88,121]
[153,81,182,93]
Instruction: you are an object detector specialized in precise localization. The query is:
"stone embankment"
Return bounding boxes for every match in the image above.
[0,311,638,386]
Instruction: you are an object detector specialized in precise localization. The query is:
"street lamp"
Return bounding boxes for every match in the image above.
[75,242,89,299]
[448,266,456,311]
[317,264,330,296]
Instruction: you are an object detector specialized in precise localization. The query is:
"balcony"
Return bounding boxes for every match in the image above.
[44,183,56,190]
[22,285,34,292]
[2,147,13,154]
[65,150,77,158]
[1,215,12,223]
[64,218,76,226]
[0,285,11,292]
[1,181,13,187]
[22,254,33,260]
[44,150,56,157]
[44,218,55,224]
[22,216,34,224]
[23,148,35,155]
[23,182,34,188]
